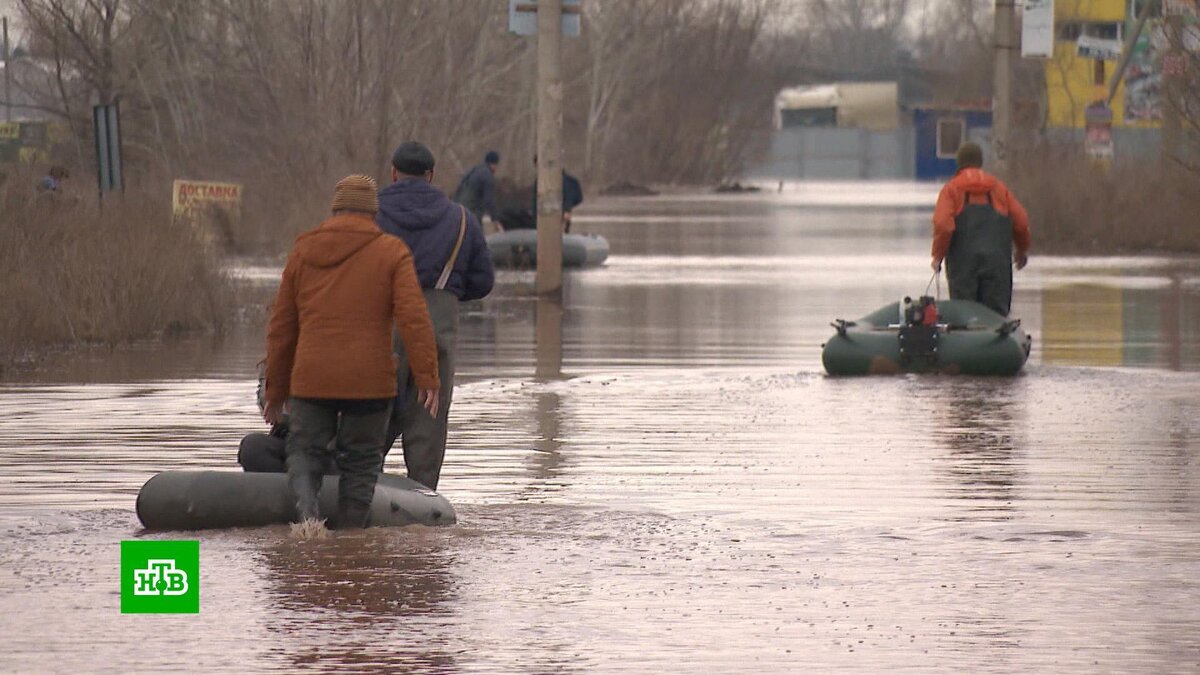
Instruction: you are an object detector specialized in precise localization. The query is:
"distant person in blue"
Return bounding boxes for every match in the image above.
[37,166,69,194]
[452,150,500,228]
[376,141,495,490]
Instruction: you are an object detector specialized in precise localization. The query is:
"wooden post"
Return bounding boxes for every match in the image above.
[992,0,1016,175]
[1162,11,1184,167]
[3,17,12,122]
[536,0,564,296]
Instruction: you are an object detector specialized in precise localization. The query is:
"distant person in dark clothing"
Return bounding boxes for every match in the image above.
[377,141,495,490]
[499,155,584,232]
[931,142,1031,317]
[453,150,501,228]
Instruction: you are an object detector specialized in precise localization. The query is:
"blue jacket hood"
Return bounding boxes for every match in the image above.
[376,178,495,301]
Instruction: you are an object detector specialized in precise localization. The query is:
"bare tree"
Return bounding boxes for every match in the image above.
[13,0,785,245]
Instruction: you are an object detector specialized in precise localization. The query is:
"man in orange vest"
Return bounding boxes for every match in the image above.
[930,142,1032,317]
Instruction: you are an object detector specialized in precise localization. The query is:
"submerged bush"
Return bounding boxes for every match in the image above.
[0,171,231,370]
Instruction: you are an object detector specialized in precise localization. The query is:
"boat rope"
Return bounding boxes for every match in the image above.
[924,271,942,300]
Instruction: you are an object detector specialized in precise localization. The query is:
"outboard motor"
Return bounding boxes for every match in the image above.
[899,295,940,367]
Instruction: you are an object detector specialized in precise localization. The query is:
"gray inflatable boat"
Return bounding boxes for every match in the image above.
[487,229,609,268]
[136,470,456,531]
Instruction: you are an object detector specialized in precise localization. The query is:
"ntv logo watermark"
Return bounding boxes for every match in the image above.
[121,541,199,613]
[133,560,189,596]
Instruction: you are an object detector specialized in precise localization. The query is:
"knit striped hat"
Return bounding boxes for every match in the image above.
[331,174,378,214]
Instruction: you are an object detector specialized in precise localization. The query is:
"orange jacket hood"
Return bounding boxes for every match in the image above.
[947,167,999,195]
[292,213,381,268]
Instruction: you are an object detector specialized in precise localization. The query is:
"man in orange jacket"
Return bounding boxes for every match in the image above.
[931,142,1032,317]
[264,175,440,528]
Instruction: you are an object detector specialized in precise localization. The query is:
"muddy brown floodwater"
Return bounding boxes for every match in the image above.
[2,183,1199,673]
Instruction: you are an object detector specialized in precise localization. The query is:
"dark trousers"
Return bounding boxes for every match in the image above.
[946,256,1013,317]
[285,397,391,523]
[947,203,1014,317]
[390,289,457,490]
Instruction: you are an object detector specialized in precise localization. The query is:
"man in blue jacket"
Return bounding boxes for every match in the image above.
[452,150,500,228]
[377,141,495,490]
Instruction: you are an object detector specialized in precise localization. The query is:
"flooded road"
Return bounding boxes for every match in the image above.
[2,184,1200,672]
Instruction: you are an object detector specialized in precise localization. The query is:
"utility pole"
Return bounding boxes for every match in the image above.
[1107,0,1158,106]
[535,0,564,296]
[992,0,1017,175]
[3,17,13,122]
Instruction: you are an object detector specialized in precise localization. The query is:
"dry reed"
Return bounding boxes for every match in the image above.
[0,170,232,372]
[1007,145,1200,256]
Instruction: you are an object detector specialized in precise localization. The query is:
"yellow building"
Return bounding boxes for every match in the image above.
[1044,0,1159,128]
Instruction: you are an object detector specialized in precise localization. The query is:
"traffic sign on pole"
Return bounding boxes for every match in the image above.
[509,0,581,37]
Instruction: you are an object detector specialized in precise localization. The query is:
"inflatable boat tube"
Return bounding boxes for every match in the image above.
[487,229,609,269]
[238,432,297,473]
[822,299,1032,376]
[136,470,456,531]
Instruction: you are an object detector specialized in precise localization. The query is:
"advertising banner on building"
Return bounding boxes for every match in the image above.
[1022,0,1055,59]
[1124,24,1164,123]
[1077,34,1122,61]
[172,179,242,247]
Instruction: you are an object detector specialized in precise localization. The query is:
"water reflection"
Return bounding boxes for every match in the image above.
[536,296,564,380]
[262,530,459,672]
[932,380,1024,521]
[527,391,566,494]
[1039,274,1198,371]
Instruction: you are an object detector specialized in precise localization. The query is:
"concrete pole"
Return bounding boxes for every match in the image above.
[992,0,1016,175]
[536,0,564,296]
[3,17,13,122]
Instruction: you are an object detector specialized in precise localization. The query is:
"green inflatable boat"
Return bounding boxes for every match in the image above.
[822,298,1032,376]
[487,229,609,269]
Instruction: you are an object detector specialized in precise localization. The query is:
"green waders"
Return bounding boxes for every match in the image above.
[389,289,458,491]
[945,196,1015,317]
[285,397,392,528]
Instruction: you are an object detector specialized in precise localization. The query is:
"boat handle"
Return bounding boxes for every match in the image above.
[996,319,1021,336]
[831,319,853,337]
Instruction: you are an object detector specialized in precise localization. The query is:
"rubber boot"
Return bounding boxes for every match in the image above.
[335,501,370,529]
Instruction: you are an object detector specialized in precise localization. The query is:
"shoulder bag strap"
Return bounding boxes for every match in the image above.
[435,206,468,290]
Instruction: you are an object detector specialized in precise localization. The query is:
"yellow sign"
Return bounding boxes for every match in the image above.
[19,147,49,164]
[172,179,242,215]
[0,123,19,140]
[172,179,243,247]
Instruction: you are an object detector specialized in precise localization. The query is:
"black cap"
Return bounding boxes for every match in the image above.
[392,141,436,175]
[485,150,500,165]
